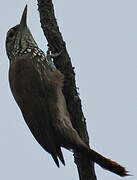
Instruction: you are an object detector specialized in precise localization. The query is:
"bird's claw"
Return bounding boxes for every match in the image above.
[46,48,62,61]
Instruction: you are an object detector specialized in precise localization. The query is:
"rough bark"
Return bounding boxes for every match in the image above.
[37,0,97,179]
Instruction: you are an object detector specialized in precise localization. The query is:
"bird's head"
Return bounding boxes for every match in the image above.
[6,5,38,60]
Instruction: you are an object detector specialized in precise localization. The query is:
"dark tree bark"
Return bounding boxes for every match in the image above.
[37,0,97,179]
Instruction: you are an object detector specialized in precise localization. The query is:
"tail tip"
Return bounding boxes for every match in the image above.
[113,164,130,177]
[120,170,132,177]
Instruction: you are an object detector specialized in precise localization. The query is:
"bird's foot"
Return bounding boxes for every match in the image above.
[46,47,62,61]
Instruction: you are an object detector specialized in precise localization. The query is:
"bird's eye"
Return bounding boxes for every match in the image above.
[8,31,14,38]
[7,29,15,39]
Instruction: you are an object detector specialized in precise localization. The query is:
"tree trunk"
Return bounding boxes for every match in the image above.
[37,0,97,179]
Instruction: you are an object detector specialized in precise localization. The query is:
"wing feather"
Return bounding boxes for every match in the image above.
[9,55,64,166]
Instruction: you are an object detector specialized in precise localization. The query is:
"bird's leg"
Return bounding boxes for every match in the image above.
[46,47,63,61]
[46,48,63,70]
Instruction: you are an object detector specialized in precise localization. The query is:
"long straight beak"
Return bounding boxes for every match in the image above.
[20,5,27,28]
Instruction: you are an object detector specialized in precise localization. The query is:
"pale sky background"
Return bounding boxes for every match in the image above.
[0,0,136,180]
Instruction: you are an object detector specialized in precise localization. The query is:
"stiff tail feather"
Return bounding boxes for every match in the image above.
[78,143,129,177]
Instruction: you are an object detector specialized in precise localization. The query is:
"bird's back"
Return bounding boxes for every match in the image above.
[9,55,64,162]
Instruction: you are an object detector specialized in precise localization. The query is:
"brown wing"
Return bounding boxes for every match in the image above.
[9,55,65,167]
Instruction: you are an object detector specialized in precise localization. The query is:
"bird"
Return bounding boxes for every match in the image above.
[6,5,128,177]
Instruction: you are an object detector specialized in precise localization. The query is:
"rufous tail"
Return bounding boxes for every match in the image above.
[78,143,129,177]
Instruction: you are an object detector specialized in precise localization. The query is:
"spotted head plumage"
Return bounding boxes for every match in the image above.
[6,5,38,60]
